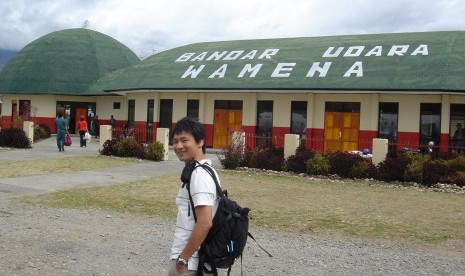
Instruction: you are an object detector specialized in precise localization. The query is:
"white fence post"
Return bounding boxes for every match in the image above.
[284,134,300,159]
[99,125,112,152]
[372,138,388,165]
[23,121,34,145]
[156,128,170,161]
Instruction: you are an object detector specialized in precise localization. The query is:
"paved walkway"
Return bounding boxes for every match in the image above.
[0,135,220,200]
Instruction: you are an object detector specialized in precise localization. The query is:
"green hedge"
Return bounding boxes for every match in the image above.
[218,146,465,187]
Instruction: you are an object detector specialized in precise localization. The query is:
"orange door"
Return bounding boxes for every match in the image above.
[324,112,342,153]
[213,109,242,148]
[75,107,87,134]
[324,112,359,152]
[341,112,360,152]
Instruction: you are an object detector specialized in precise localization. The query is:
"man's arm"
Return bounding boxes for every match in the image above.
[178,205,212,269]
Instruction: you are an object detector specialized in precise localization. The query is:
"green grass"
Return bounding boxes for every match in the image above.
[21,169,465,249]
[0,156,144,178]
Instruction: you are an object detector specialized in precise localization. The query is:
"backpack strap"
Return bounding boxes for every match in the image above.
[185,179,197,222]
[247,232,273,257]
[184,161,223,223]
[194,161,224,198]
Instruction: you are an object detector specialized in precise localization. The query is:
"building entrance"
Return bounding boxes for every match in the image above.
[57,102,96,134]
[324,102,360,153]
[213,100,243,148]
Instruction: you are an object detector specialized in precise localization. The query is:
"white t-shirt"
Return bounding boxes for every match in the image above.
[170,159,220,271]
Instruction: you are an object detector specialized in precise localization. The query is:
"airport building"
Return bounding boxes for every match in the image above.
[1,29,465,152]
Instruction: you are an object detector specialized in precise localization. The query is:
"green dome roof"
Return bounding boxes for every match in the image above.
[0,28,140,95]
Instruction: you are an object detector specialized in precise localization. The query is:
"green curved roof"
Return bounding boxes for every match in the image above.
[0,28,140,95]
[92,31,465,93]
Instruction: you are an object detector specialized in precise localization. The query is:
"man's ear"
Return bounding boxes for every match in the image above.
[199,139,205,148]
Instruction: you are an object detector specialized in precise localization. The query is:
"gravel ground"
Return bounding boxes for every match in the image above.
[1,200,464,276]
[1,139,465,275]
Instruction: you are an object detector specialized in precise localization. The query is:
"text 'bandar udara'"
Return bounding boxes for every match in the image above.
[176,44,429,79]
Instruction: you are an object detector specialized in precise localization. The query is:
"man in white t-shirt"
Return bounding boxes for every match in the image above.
[168,117,219,276]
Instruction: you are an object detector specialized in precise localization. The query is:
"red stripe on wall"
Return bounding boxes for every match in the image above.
[203,123,214,147]
[35,117,57,132]
[359,130,378,152]
[440,133,449,152]
[307,128,324,152]
[1,116,12,129]
[273,127,289,148]
[396,132,419,149]
[242,125,255,133]
[1,117,56,132]
[242,125,256,148]
[133,121,147,142]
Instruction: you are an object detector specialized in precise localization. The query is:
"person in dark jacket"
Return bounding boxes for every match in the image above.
[54,112,69,152]
[92,114,100,138]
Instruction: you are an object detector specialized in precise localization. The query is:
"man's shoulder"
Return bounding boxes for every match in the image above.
[193,160,214,172]
[192,160,218,179]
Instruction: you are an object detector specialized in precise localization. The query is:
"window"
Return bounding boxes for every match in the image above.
[257,101,273,136]
[420,103,441,147]
[147,99,154,128]
[113,102,121,109]
[127,99,135,128]
[214,100,242,110]
[378,102,398,143]
[290,101,307,136]
[159,99,173,143]
[145,100,154,142]
[187,99,199,119]
[325,102,360,112]
[256,101,273,148]
[450,104,465,152]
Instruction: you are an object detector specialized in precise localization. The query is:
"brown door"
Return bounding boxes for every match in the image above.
[213,109,242,148]
[75,107,87,134]
[324,112,359,152]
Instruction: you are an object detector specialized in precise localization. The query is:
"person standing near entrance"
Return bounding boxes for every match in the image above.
[77,115,88,147]
[92,114,100,138]
[55,112,69,152]
[109,115,117,129]
[167,117,219,276]
[453,123,465,153]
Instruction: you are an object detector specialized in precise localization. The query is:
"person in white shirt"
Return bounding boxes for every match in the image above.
[168,117,219,276]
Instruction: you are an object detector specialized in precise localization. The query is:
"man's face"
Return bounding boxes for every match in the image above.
[172,131,204,163]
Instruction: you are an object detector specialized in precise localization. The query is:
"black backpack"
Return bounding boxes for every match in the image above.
[181,161,272,276]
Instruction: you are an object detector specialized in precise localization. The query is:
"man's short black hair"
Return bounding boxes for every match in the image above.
[173,117,206,154]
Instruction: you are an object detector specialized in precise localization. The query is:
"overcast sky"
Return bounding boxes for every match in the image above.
[1,0,464,59]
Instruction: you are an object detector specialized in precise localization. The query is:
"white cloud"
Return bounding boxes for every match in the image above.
[1,0,464,59]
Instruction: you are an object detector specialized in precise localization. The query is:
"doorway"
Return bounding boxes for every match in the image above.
[56,102,96,134]
[75,107,87,134]
[213,100,243,148]
[324,102,360,152]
